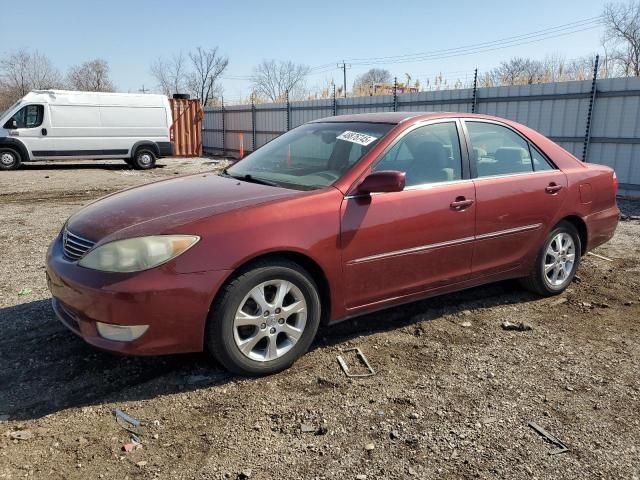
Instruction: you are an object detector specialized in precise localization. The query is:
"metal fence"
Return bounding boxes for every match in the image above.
[203,74,640,196]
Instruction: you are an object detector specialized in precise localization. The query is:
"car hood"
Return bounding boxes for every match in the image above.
[66,173,300,241]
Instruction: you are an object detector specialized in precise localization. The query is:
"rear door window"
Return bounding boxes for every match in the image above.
[465,121,534,177]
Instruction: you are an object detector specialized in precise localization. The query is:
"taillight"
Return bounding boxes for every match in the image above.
[613,171,618,193]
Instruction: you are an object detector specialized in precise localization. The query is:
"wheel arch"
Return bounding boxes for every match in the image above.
[131,141,160,158]
[558,215,588,255]
[0,138,29,162]
[214,250,332,325]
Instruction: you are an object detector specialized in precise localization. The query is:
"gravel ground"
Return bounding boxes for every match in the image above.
[0,158,639,480]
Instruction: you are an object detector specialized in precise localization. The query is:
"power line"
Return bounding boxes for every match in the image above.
[344,17,602,65]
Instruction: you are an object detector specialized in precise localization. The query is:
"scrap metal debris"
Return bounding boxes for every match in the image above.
[587,252,613,262]
[337,348,376,377]
[528,421,569,455]
[501,321,533,331]
[114,409,142,434]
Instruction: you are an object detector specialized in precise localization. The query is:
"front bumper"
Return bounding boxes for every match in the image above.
[46,234,230,355]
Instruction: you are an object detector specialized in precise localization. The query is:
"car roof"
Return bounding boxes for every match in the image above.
[309,111,514,125]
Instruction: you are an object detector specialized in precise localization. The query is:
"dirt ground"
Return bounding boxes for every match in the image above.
[0,158,639,480]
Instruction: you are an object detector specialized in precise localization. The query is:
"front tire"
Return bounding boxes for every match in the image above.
[0,149,21,170]
[521,221,581,296]
[131,148,156,170]
[205,259,321,376]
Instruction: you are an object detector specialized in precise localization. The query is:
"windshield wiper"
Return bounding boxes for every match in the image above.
[221,171,280,187]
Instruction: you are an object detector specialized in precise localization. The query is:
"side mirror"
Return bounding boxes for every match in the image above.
[7,119,17,129]
[357,170,406,194]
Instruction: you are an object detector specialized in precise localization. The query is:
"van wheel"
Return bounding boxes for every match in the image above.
[0,149,21,170]
[132,148,156,170]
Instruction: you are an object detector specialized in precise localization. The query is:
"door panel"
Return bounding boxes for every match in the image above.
[463,120,568,277]
[341,182,476,309]
[472,171,567,276]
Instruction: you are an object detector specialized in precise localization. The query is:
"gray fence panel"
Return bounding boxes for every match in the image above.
[203,77,640,194]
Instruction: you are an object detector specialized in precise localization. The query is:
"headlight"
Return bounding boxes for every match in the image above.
[78,235,199,272]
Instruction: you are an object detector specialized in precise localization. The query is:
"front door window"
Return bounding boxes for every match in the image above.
[4,105,44,129]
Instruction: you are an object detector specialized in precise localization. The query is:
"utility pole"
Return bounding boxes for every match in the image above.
[337,60,351,98]
[138,85,149,94]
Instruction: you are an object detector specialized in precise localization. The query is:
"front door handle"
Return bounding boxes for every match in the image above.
[545,183,562,194]
[450,197,474,210]
[41,128,47,136]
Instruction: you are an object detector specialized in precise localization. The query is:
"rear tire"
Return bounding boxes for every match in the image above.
[0,149,21,170]
[520,221,581,296]
[205,259,322,376]
[131,148,156,170]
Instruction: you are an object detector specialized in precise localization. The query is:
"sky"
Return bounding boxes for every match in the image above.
[3,0,608,102]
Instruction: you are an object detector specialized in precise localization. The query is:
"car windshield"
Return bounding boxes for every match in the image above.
[225,122,394,190]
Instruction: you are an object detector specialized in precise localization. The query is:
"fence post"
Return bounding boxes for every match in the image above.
[332,83,337,116]
[471,68,478,113]
[582,54,599,162]
[251,97,256,152]
[393,77,398,112]
[286,90,291,131]
[221,97,226,157]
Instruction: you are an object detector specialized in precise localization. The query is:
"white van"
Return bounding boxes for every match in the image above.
[0,90,174,170]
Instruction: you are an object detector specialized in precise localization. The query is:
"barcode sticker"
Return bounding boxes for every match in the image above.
[336,131,378,146]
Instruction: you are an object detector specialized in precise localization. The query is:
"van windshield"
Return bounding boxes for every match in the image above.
[224,122,393,191]
[0,100,22,123]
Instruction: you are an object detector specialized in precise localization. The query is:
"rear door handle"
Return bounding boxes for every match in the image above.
[41,128,47,136]
[450,197,474,210]
[545,183,563,194]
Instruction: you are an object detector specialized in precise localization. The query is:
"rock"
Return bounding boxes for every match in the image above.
[301,423,315,433]
[356,475,367,480]
[152,434,159,439]
[390,430,400,440]
[364,442,375,451]
[581,302,592,308]
[122,443,136,453]
[461,310,472,316]
[9,430,33,441]
[408,467,418,476]
[501,321,532,331]
[551,297,568,306]
[461,321,472,328]
[238,469,252,479]
[408,412,420,419]
[136,461,148,468]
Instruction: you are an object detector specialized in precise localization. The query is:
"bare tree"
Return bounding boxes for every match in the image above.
[67,59,114,92]
[0,49,62,94]
[150,52,187,96]
[603,1,640,76]
[354,68,393,86]
[186,47,228,106]
[251,60,310,102]
[0,49,62,110]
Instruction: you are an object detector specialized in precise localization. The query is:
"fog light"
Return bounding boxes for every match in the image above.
[96,322,149,342]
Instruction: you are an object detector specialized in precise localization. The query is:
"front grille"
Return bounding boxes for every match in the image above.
[63,228,96,261]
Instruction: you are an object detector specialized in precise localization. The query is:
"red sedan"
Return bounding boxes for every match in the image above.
[46,112,620,375]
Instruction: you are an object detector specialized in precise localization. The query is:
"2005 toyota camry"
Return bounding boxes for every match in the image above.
[46,112,619,375]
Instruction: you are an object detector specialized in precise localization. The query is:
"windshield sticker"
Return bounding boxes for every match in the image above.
[336,131,378,146]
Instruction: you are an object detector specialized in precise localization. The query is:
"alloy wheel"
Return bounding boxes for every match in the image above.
[233,279,307,362]
[544,232,576,287]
